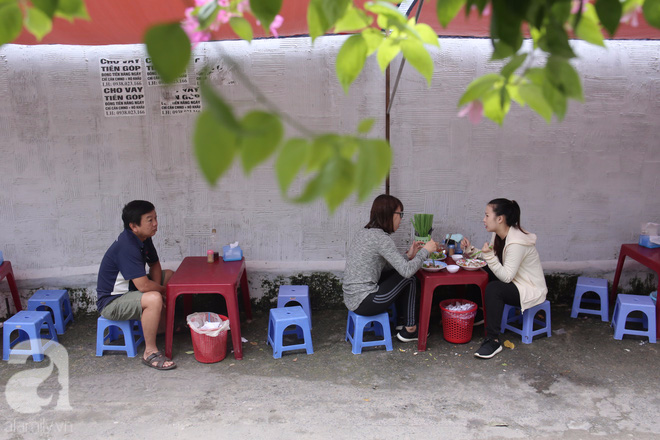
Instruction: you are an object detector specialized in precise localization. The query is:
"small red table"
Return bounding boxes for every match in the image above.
[0,261,23,313]
[610,244,660,339]
[165,256,252,360]
[415,261,489,352]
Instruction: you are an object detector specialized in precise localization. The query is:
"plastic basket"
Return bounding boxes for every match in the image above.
[439,299,477,344]
[189,314,228,363]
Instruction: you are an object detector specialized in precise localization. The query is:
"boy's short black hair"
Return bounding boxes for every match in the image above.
[122,200,155,230]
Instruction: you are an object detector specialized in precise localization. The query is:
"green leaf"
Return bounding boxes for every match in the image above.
[542,82,568,120]
[595,0,622,36]
[437,0,466,27]
[200,81,242,133]
[196,1,219,29]
[643,0,660,29]
[575,8,605,47]
[546,56,583,101]
[545,19,576,58]
[518,83,553,123]
[365,1,407,23]
[414,22,440,47]
[482,87,510,125]
[355,139,391,201]
[239,111,283,174]
[307,0,350,41]
[24,6,52,41]
[229,16,253,42]
[307,136,335,172]
[458,73,501,106]
[400,39,434,85]
[194,111,238,185]
[249,0,282,28]
[491,0,523,53]
[324,158,355,213]
[276,138,310,195]
[376,37,401,72]
[0,3,23,45]
[144,23,191,84]
[357,118,375,134]
[491,40,516,60]
[500,53,527,79]
[334,4,372,32]
[32,0,57,18]
[55,0,89,20]
[336,34,368,93]
[362,28,384,55]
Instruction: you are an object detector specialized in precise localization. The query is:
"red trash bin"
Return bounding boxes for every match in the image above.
[439,299,477,344]
[187,313,229,363]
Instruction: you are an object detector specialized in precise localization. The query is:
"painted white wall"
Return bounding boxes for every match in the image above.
[0,37,658,313]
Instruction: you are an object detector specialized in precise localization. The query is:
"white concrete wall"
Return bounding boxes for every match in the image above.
[0,37,658,313]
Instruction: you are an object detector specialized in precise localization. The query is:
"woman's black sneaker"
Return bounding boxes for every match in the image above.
[474,339,502,359]
[396,328,419,342]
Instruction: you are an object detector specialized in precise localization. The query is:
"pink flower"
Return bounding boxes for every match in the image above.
[620,5,642,27]
[270,15,284,37]
[237,0,249,13]
[457,101,484,125]
[182,7,211,47]
[571,1,588,14]
[218,0,229,6]
[210,10,231,31]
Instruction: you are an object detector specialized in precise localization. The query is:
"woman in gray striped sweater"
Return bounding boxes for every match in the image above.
[343,194,438,342]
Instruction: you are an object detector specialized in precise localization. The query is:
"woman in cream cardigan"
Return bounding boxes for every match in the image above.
[462,198,547,359]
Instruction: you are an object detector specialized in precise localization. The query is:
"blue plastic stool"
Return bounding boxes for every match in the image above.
[27,289,74,335]
[571,277,609,321]
[277,285,312,328]
[266,306,314,359]
[611,294,657,343]
[500,300,552,344]
[96,317,145,357]
[345,311,393,354]
[3,311,59,362]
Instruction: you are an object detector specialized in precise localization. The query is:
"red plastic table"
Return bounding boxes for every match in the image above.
[0,261,23,313]
[415,260,489,352]
[165,256,252,360]
[610,244,660,339]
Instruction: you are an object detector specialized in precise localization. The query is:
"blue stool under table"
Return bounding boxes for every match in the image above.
[571,277,609,322]
[3,310,59,362]
[345,311,393,354]
[277,285,312,328]
[27,289,74,335]
[267,306,314,359]
[96,317,145,357]
[501,300,552,344]
[611,294,657,343]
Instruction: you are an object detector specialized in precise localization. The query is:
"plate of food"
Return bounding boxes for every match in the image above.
[422,260,447,272]
[429,251,447,261]
[456,258,487,271]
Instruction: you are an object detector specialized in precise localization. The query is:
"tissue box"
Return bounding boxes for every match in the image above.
[222,245,243,261]
[639,235,660,249]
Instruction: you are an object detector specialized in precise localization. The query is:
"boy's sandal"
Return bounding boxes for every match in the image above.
[142,352,177,370]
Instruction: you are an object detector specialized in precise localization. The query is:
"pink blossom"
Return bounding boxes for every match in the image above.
[270,15,284,37]
[210,10,231,31]
[182,7,211,47]
[218,0,229,6]
[571,0,588,14]
[620,5,642,27]
[195,0,211,6]
[237,0,249,13]
[457,101,484,125]
[471,4,491,16]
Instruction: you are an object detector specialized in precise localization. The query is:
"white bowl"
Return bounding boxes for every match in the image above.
[446,265,460,273]
[450,254,463,262]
